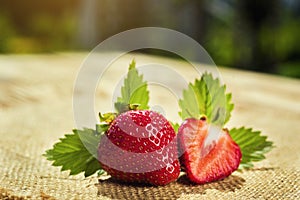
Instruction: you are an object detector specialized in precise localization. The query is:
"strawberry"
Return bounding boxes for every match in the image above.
[178,117,242,184]
[97,110,180,186]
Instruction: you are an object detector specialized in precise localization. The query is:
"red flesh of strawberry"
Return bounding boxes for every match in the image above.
[98,110,180,186]
[178,118,242,184]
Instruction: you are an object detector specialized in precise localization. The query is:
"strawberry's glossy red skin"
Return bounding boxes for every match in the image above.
[178,118,242,184]
[98,110,180,186]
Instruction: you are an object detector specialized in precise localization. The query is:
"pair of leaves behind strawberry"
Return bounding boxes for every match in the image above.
[44,60,273,185]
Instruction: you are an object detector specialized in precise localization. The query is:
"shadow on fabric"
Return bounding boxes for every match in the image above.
[95,174,245,199]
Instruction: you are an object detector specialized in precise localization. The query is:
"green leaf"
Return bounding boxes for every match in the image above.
[229,127,274,169]
[179,72,234,126]
[97,169,106,176]
[43,128,102,177]
[115,60,149,113]
[171,122,180,133]
[96,123,109,134]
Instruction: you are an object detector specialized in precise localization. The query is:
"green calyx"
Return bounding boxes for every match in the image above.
[114,102,141,114]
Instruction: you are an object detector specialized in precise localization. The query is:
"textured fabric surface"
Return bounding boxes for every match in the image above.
[0,53,299,199]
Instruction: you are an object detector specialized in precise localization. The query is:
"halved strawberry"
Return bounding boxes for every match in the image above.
[178,117,242,184]
[98,110,180,186]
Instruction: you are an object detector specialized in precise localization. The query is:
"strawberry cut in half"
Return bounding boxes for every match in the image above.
[98,110,180,186]
[178,117,242,184]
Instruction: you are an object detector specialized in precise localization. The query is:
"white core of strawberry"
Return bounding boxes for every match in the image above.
[200,125,222,158]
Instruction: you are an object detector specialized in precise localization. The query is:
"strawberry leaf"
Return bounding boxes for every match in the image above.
[115,60,149,113]
[179,72,234,126]
[229,127,274,169]
[96,123,109,133]
[171,122,180,133]
[43,128,102,177]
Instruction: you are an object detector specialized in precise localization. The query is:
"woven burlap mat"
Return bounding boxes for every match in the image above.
[0,144,298,200]
[0,53,299,199]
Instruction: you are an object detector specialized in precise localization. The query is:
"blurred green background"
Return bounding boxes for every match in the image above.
[1,0,299,78]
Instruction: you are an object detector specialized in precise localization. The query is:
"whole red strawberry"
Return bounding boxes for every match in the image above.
[98,110,180,186]
[178,117,242,184]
